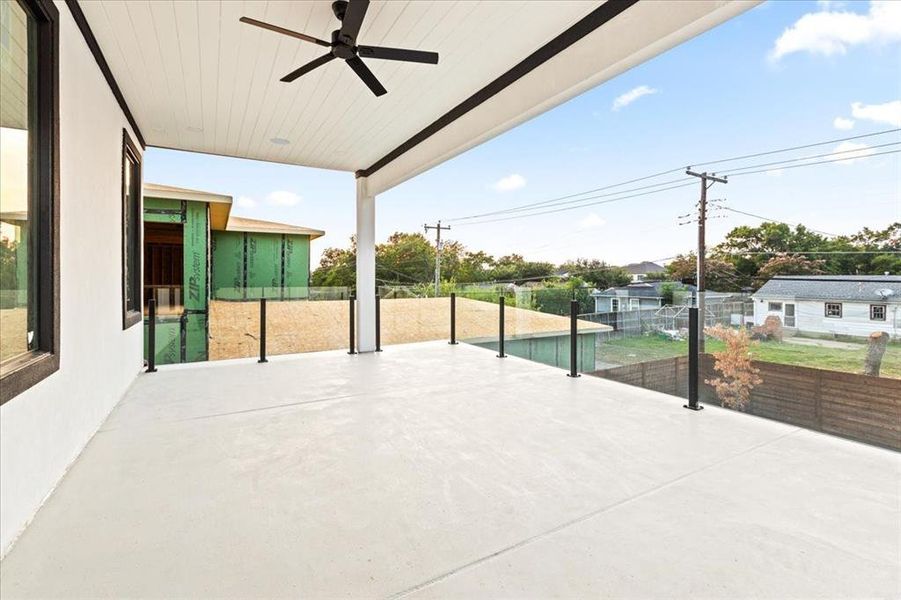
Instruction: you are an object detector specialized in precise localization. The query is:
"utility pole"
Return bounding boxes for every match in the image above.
[424,221,451,296]
[686,169,727,352]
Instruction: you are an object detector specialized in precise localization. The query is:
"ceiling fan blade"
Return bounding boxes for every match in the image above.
[240,16,331,48]
[338,0,369,44]
[346,56,386,97]
[357,45,438,64]
[281,53,336,83]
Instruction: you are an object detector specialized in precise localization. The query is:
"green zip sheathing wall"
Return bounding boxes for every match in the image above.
[211,230,311,300]
[143,197,209,365]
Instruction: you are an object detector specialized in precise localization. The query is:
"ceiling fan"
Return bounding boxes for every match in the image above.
[240,0,439,97]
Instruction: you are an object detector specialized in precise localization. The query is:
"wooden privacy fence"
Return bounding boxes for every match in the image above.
[591,356,901,450]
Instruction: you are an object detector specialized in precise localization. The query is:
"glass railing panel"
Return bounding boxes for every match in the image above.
[378,284,450,348]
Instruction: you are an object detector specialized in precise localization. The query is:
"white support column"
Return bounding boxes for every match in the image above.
[355,177,376,352]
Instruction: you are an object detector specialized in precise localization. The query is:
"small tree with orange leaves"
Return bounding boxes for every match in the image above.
[704,324,762,411]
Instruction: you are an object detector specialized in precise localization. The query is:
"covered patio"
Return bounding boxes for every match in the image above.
[1,342,897,598]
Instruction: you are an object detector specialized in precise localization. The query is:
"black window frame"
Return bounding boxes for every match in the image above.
[824,302,842,319]
[0,0,60,406]
[870,304,886,322]
[121,129,141,329]
[768,302,783,312]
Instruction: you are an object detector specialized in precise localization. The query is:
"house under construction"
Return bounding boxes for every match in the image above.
[142,183,324,365]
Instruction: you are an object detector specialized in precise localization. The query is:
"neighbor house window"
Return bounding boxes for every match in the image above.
[768,302,782,312]
[121,130,141,328]
[610,298,620,312]
[870,304,886,321]
[0,0,59,404]
[825,303,842,318]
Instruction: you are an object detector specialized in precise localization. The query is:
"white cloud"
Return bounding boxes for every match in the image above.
[235,195,257,209]
[832,116,855,130]
[765,168,784,177]
[851,100,901,127]
[770,1,901,61]
[816,0,845,9]
[490,173,526,193]
[577,213,606,230]
[266,190,302,206]
[612,85,658,111]
[830,141,875,164]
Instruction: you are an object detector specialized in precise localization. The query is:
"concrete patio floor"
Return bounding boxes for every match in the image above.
[1,341,898,598]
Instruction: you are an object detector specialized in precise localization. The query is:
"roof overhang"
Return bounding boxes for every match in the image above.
[76,0,759,196]
[143,182,233,230]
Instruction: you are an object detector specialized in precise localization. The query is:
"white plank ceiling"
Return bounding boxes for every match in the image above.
[77,1,757,193]
[79,1,595,167]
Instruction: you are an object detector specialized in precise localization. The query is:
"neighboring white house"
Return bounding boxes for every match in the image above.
[752,275,901,340]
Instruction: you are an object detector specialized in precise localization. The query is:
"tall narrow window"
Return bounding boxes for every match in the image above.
[122,130,141,328]
[0,0,59,404]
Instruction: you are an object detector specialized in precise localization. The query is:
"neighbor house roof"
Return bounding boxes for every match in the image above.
[753,275,901,303]
[225,216,324,240]
[622,261,664,275]
[593,281,692,298]
[143,182,324,239]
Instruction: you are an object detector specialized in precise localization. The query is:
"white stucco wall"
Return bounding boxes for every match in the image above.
[0,2,143,556]
[752,297,901,339]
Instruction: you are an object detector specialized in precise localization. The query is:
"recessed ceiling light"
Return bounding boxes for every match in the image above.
[270,137,291,145]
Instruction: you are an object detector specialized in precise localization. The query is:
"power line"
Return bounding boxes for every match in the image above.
[453,181,697,227]
[721,207,840,237]
[718,141,901,176]
[444,171,688,222]
[689,127,900,170]
[449,176,692,221]
[442,127,900,223]
[723,148,901,178]
[453,148,901,227]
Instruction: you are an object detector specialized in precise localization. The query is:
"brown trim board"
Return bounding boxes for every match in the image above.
[64,0,146,148]
[355,0,639,179]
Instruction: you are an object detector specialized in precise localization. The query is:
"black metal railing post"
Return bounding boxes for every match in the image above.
[497,295,506,358]
[348,294,357,355]
[258,298,268,363]
[146,298,157,373]
[567,299,580,378]
[684,307,703,411]
[375,293,382,352]
[449,292,458,345]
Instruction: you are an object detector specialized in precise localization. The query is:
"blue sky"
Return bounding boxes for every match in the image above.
[145,0,901,268]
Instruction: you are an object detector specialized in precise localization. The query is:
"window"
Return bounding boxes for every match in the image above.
[768,302,783,312]
[121,130,141,328]
[629,298,640,311]
[825,303,842,318]
[0,0,59,405]
[610,298,620,312]
[870,304,886,322]
[784,303,795,327]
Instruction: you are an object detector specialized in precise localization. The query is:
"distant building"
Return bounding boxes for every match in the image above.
[622,261,665,283]
[591,281,691,313]
[752,275,901,339]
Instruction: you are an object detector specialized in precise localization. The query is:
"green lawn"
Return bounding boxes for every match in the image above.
[598,335,901,379]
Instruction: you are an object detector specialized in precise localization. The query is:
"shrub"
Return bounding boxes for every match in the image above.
[705,324,762,411]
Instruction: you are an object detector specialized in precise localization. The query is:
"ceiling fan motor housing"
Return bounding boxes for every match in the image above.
[332,1,348,22]
[331,30,355,59]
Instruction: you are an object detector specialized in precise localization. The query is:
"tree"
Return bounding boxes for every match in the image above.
[311,241,355,287]
[491,254,555,283]
[755,253,825,284]
[704,325,762,411]
[376,232,435,284]
[665,253,739,291]
[558,258,630,289]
